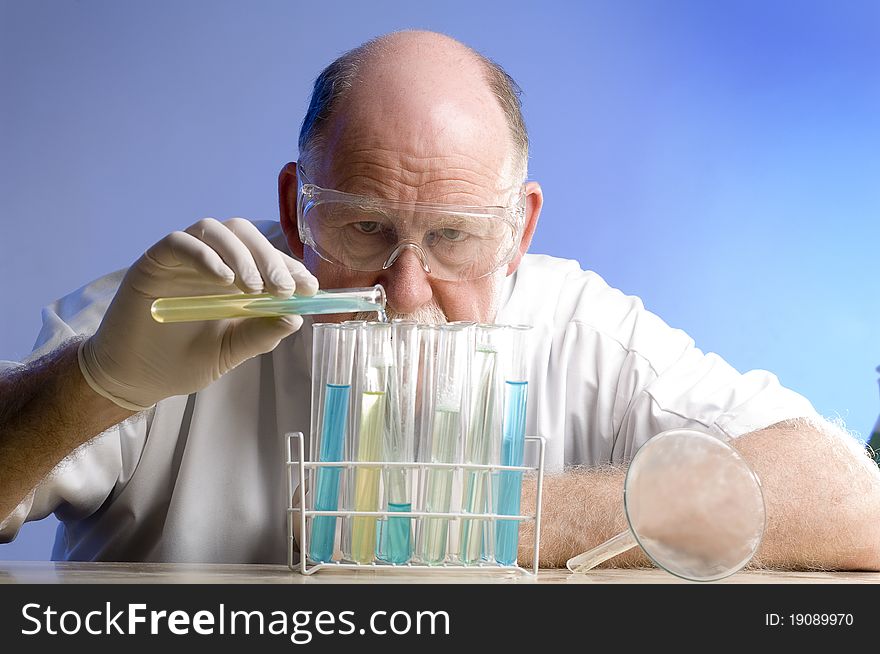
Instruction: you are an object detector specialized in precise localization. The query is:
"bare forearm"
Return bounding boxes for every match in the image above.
[0,339,135,520]
[733,418,880,571]
[518,466,652,569]
[520,418,880,572]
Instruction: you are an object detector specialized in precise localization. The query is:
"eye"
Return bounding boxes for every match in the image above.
[439,228,467,242]
[353,221,381,234]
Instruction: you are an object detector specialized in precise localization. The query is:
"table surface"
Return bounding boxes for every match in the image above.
[1,561,878,584]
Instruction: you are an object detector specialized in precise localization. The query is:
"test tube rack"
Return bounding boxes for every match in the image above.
[285,431,546,575]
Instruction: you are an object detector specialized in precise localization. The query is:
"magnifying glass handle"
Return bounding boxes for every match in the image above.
[566,529,637,573]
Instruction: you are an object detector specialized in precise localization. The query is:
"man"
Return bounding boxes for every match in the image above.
[1,31,879,568]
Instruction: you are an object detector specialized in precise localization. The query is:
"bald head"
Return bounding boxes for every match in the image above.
[298,30,529,191]
[283,31,542,326]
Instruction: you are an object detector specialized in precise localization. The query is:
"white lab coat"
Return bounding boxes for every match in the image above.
[0,221,817,562]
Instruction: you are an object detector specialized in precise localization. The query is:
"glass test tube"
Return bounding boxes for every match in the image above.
[495,325,532,565]
[411,324,437,556]
[347,323,392,564]
[377,319,419,564]
[416,322,472,565]
[338,320,366,561]
[307,323,330,561]
[308,323,356,563]
[151,285,386,323]
[459,324,506,564]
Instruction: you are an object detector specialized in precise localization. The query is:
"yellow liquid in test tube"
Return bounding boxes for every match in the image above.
[351,390,386,563]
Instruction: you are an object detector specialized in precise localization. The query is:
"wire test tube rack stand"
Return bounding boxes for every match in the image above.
[285,431,545,576]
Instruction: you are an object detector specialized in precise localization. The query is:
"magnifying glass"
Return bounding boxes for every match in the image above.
[566,428,766,582]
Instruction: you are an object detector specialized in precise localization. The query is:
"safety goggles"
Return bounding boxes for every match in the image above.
[296,164,526,281]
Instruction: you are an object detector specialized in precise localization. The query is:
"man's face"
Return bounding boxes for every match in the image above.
[301,161,516,324]
[280,40,541,323]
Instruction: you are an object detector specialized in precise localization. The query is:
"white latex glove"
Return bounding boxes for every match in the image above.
[78,217,318,411]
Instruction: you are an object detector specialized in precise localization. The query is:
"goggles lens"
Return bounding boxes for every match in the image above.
[297,170,524,281]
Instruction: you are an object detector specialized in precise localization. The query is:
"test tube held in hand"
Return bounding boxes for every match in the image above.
[308,323,356,563]
[494,325,532,565]
[151,285,386,322]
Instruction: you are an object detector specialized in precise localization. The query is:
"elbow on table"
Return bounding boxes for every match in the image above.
[827,495,880,572]
[850,520,880,572]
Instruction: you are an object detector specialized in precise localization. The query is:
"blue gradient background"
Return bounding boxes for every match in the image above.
[1,0,878,560]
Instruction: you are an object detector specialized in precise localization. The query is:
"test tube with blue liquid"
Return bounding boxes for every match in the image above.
[307,323,330,555]
[459,324,505,564]
[494,325,532,565]
[376,319,419,564]
[308,323,356,563]
[347,322,392,564]
[416,322,472,565]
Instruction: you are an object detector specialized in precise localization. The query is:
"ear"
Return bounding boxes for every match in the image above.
[506,181,543,275]
[278,161,305,259]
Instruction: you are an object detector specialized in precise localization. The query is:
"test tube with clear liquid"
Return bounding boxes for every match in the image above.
[308,323,356,563]
[346,323,392,564]
[459,324,506,564]
[494,325,532,565]
[416,322,472,565]
[376,320,419,564]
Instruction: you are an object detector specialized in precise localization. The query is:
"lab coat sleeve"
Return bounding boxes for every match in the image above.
[0,269,145,544]
[537,318,818,467]
[600,297,820,459]
[514,256,820,466]
[636,345,820,440]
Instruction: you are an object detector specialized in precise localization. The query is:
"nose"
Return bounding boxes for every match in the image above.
[377,246,434,315]
[382,242,431,274]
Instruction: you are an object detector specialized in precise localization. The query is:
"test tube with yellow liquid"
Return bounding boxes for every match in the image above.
[150,285,386,323]
[347,323,392,564]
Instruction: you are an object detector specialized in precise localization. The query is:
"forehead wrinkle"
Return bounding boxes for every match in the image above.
[332,172,508,205]
[320,80,513,187]
[328,141,504,180]
[324,148,512,204]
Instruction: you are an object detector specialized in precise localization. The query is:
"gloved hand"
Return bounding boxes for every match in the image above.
[78,217,318,411]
